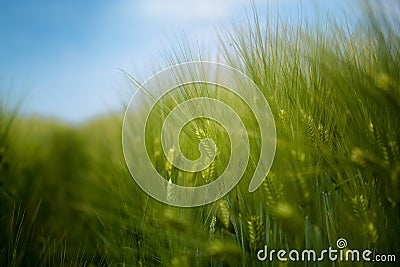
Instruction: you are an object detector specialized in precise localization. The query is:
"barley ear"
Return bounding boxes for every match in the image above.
[351,195,367,218]
[217,199,230,229]
[247,215,265,252]
[263,172,284,218]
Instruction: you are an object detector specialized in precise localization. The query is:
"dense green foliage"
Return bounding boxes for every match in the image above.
[1,1,399,266]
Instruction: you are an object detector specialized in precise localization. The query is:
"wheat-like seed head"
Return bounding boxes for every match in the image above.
[209,215,217,239]
[165,147,174,178]
[263,172,284,218]
[247,215,265,252]
[201,160,215,183]
[217,199,230,229]
[278,109,290,138]
[351,195,368,218]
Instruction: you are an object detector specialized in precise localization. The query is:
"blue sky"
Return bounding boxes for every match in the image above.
[0,0,349,123]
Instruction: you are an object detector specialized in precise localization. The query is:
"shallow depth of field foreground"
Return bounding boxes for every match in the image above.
[1,1,400,266]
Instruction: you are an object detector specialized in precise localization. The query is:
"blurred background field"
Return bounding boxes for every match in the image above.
[1,0,400,266]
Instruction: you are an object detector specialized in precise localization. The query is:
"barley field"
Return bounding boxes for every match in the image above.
[0,1,399,266]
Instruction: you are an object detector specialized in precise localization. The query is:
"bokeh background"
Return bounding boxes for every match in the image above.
[1,0,348,122]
